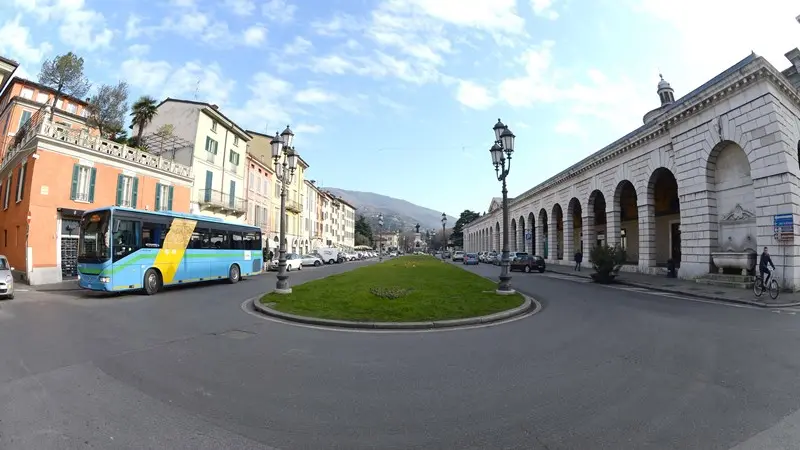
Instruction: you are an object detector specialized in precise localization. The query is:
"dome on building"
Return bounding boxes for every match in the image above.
[657,74,671,90]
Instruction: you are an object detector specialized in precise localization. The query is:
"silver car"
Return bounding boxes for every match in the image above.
[301,254,323,267]
[0,256,14,299]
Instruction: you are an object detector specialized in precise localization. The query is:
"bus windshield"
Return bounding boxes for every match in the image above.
[78,210,111,263]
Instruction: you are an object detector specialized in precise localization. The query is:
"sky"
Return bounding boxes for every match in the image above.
[0,0,799,218]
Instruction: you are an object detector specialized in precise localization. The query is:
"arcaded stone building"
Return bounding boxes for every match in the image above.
[465,47,800,289]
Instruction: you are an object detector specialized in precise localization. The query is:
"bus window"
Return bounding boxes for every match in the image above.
[244,232,260,250]
[142,222,162,248]
[209,228,228,249]
[231,232,243,249]
[112,219,139,261]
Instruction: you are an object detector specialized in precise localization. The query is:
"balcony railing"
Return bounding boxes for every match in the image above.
[2,108,194,180]
[286,199,303,213]
[199,188,246,215]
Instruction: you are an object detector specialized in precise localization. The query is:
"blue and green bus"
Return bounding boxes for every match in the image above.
[77,206,263,294]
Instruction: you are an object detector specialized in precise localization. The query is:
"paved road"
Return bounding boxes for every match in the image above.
[4,258,800,449]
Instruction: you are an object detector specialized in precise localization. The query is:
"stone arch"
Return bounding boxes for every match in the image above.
[538,208,549,258]
[567,197,583,255]
[587,189,607,250]
[614,180,639,264]
[707,140,756,266]
[518,215,526,253]
[527,212,536,255]
[495,221,500,251]
[511,218,518,252]
[551,203,564,260]
[647,167,680,267]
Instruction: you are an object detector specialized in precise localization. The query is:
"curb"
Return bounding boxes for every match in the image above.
[545,268,800,309]
[251,294,538,330]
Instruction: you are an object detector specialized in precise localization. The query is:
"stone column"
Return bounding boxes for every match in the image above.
[549,218,558,263]
[536,221,546,257]
[563,216,574,266]
[606,208,621,248]
[582,214,595,268]
[638,203,656,271]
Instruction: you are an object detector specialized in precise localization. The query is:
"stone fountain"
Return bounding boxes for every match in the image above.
[710,204,757,275]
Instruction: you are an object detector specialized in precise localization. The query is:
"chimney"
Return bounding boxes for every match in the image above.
[211,104,219,110]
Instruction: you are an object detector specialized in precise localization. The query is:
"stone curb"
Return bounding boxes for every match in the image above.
[251,294,538,330]
[545,269,800,309]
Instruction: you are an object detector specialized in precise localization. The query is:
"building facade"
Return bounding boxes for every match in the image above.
[0,104,192,284]
[323,191,355,251]
[465,49,800,290]
[244,151,273,250]
[141,99,249,222]
[304,180,325,251]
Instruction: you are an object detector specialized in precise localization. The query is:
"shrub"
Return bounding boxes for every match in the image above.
[589,244,626,277]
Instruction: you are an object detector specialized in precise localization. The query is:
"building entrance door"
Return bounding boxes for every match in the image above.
[61,217,81,279]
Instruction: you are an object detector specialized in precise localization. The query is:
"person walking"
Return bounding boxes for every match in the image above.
[574,250,583,271]
[759,246,775,286]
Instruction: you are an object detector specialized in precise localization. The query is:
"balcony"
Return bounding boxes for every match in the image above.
[286,199,303,214]
[198,189,246,215]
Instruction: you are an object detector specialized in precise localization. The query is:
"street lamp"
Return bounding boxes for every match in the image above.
[490,118,516,295]
[441,213,447,258]
[377,213,384,262]
[270,125,299,294]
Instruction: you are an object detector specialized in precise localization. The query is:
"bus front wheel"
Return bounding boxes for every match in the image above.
[144,269,162,295]
[228,264,241,284]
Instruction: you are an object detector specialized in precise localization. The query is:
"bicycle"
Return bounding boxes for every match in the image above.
[753,270,780,300]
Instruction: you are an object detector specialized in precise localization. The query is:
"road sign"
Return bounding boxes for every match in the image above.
[774,214,794,240]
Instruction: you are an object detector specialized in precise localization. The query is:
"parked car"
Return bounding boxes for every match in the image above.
[452,251,465,261]
[300,254,323,267]
[315,247,339,265]
[463,253,479,265]
[478,251,489,262]
[268,253,303,271]
[389,251,398,257]
[510,255,546,273]
[0,255,14,299]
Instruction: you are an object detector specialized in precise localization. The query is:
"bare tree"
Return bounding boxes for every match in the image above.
[87,81,129,138]
[38,52,91,118]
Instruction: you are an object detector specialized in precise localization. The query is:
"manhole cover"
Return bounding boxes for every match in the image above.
[219,330,256,340]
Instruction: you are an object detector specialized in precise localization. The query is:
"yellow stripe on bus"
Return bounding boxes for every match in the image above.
[153,218,197,284]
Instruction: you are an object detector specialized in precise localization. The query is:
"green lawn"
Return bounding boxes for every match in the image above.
[261,255,525,322]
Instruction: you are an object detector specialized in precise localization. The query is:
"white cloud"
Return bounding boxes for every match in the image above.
[10,0,113,51]
[310,13,360,37]
[531,0,559,20]
[455,80,495,110]
[226,72,295,131]
[262,0,297,22]
[242,26,267,46]
[224,0,255,16]
[396,0,526,35]
[0,15,53,68]
[284,36,312,54]
[120,57,234,105]
[554,119,582,135]
[294,88,338,104]
[295,124,323,134]
[128,44,150,56]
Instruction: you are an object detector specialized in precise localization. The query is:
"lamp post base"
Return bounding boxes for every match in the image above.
[495,288,517,295]
[274,287,293,295]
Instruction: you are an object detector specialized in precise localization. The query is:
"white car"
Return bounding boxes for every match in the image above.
[300,254,323,267]
[389,251,397,257]
[268,253,303,271]
[452,251,465,261]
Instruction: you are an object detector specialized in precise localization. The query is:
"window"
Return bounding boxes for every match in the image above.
[3,174,10,209]
[111,219,138,261]
[115,174,139,208]
[249,172,254,190]
[274,182,280,197]
[233,135,239,146]
[155,183,174,211]
[67,103,77,114]
[229,180,236,208]
[20,88,33,99]
[243,232,261,250]
[204,170,213,201]
[36,92,48,103]
[229,151,240,165]
[141,222,164,248]
[231,231,243,249]
[263,179,268,195]
[211,121,218,132]
[56,99,63,109]
[190,229,210,249]
[15,162,25,203]
[205,136,218,154]
[18,110,32,130]
[208,229,229,249]
[69,164,97,202]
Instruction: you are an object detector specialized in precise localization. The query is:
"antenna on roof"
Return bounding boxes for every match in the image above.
[194,80,200,100]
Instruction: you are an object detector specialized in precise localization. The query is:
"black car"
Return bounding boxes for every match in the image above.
[510,255,546,273]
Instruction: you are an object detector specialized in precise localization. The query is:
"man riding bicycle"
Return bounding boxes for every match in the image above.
[759,246,775,286]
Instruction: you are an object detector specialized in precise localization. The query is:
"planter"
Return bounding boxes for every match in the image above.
[590,272,616,284]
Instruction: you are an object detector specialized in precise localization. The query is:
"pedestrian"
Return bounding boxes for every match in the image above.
[574,250,583,271]
[759,246,775,286]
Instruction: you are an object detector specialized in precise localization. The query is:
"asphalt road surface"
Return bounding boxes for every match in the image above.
[3,257,800,449]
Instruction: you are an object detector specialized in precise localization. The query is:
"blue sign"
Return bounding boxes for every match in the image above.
[774,214,794,238]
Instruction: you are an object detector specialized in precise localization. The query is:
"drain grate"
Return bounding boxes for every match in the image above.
[218,330,256,340]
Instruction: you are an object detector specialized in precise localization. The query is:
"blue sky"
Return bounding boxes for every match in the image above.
[1,0,798,217]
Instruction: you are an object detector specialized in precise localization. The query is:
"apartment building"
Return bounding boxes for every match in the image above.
[0,98,192,284]
[304,179,325,251]
[322,191,355,252]
[141,99,249,222]
[0,77,94,158]
[245,151,273,250]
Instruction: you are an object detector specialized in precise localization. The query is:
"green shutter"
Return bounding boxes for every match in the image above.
[131,177,139,208]
[115,174,124,206]
[155,183,162,210]
[88,167,96,203]
[167,186,174,210]
[70,164,79,200]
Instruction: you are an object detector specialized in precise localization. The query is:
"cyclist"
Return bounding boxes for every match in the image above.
[759,246,775,287]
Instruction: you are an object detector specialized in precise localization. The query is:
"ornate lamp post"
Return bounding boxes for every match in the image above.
[378,213,384,262]
[270,125,299,294]
[490,118,516,295]
[441,213,447,258]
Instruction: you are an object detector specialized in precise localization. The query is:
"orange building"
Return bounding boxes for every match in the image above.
[0,77,95,158]
[0,98,194,285]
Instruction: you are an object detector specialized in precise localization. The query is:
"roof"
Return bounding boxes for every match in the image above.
[158,98,250,140]
[4,77,90,107]
[245,129,311,169]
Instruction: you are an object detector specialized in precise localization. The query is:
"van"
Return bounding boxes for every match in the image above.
[315,248,339,264]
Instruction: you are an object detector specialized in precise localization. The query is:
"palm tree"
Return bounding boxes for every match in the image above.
[130,96,158,147]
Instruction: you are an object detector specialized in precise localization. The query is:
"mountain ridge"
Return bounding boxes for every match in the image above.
[325,188,457,232]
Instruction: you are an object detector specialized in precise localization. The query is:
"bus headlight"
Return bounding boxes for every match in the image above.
[99,276,110,283]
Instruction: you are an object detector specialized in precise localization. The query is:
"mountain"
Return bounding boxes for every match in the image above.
[325,188,457,232]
